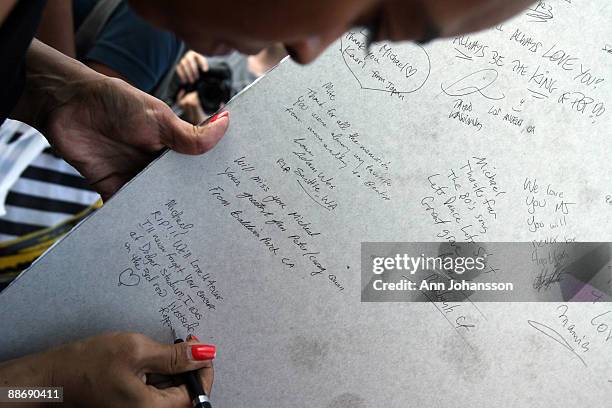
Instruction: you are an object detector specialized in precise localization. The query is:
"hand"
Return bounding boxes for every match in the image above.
[176,50,209,84]
[177,90,207,125]
[13,41,229,201]
[45,75,228,200]
[0,332,215,408]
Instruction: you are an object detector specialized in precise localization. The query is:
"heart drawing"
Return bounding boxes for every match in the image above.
[340,30,431,96]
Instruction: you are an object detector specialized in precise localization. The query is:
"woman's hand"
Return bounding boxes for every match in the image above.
[43,74,228,201]
[0,332,215,408]
[13,40,229,201]
[176,51,209,84]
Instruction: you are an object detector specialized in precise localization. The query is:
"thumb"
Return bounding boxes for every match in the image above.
[142,340,216,375]
[160,111,229,155]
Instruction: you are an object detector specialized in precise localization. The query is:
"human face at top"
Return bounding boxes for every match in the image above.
[157,0,534,63]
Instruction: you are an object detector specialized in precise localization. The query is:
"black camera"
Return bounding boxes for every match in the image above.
[176,62,233,114]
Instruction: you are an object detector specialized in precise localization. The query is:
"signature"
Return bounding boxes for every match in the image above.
[441,69,505,101]
[528,320,587,367]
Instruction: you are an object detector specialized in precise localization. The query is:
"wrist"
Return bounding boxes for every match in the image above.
[0,352,59,408]
[0,353,53,388]
[11,39,106,133]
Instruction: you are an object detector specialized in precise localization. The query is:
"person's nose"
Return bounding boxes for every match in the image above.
[285,26,347,64]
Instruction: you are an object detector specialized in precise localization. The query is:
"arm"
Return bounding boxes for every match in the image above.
[0,0,18,26]
[0,352,49,390]
[10,39,93,131]
[11,40,229,200]
[0,353,49,408]
[36,0,76,58]
[29,2,130,88]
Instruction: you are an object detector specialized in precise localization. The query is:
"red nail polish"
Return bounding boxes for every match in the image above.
[210,111,229,123]
[187,334,200,342]
[191,344,216,360]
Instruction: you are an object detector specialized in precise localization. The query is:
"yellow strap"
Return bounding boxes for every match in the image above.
[0,199,102,274]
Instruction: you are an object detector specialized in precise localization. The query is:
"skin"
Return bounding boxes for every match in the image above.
[176,47,286,124]
[129,0,534,63]
[0,333,213,408]
[177,89,207,125]
[35,1,150,87]
[12,40,228,200]
[0,0,17,26]
[176,50,209,85]
[36,0,76,58]
[3,1,534,405]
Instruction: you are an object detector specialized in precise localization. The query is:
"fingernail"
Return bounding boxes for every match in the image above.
[210,111,229,124]
[191,344,216,360]
[187,334,200,342]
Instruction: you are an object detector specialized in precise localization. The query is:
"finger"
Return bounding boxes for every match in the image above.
[184,62,194,84]
[188,57,199,82]
[179,92,197,109]
[147,383,192,408]
[195,54,209,73]
[197,360,214,396]
[117,373,190,408]
[184,91,197,102]
[185,98,199,120]
[146,373,179,389]
[195,106,206,127]
[181,55,196,84]
[160,111,229,155]
[185,105,197,125]
[176,89,186,101]
[176,64,187,83]
[152,361,213,396]
[186,335,214,396]
[140,337,217,375]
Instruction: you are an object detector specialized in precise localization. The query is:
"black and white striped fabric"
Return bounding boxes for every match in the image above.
[0,123,100,242]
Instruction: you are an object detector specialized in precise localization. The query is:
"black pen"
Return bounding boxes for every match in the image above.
[172,329,213,408]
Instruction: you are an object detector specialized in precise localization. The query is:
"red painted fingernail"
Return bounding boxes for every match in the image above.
[191,344,216,360]
[187,334,200,342]
[210,111,229,123]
